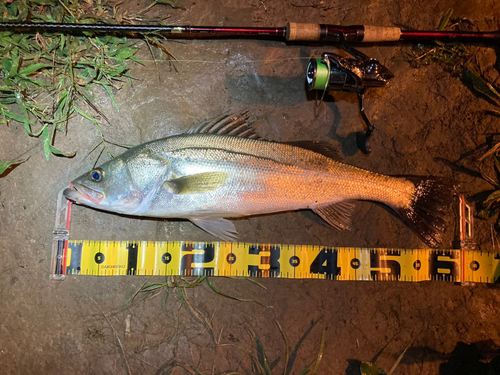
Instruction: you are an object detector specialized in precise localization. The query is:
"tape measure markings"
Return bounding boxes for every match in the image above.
[51,240,500,283]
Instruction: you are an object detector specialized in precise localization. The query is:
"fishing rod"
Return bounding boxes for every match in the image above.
[2,20,497,154]
[0,21,499,43]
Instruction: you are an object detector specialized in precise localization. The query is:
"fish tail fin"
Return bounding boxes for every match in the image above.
[396,178,453,248]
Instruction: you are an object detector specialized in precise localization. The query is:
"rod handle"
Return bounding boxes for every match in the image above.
[363,25,401,42]
[286,22,402,42]
[286,22,321,41]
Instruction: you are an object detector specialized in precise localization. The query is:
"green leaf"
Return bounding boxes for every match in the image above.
[299,361,315,375]
[227,276,267,289]
[387,338,414,375]
[360,362,387,375]
[19,63,53,76]
[1,108,28,123]
[130,56,144,65]
[311,322,327,375]
[48,144,75,158]
[248,328,272,375]
[462,65,500,105]
[205,277,266,306]
[42,126,51,161]
[483,190,500,208]
[75,84,94,103]
[115,46,139,61]
[276,322,289,375]
[477,206,498,220]
[1,58,13,78]
[29,0,56,5]
[73,106,98,124]
[438,8,454,31]
[9,49,20,78]
[156,0,185,9]
[20,77,51,87]
[98,82,119,112]
[16,0,29,22]
[42,125,75,159]
[0,159,26,175]
[141,282,167,292]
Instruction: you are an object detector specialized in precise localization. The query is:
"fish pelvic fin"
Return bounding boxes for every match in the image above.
[397,178,453,248]
[190,217,238,242]
[163,172,229,195]
[313,201,356,231]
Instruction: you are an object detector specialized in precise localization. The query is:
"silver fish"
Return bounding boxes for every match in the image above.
[64,114,450,246]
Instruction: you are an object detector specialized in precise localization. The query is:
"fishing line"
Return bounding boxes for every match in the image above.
[129,57,313,64]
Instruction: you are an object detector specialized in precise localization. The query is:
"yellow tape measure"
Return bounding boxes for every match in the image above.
[50,189,500,283]
[50,240,500,283]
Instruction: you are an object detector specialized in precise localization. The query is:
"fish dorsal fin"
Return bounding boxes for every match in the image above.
[163,172,229,195]
[189,112,262,139]
[313,201,356,231]
[285,141,339,160]
[190,217,238,242]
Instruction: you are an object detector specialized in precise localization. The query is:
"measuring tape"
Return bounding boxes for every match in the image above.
[51,189,500,283]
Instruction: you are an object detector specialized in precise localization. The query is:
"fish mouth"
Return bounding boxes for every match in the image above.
[63,183,104,205]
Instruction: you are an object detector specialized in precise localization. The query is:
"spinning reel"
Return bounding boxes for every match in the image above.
[307,42,394,154]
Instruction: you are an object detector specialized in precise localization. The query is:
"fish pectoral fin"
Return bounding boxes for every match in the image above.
[313,201,356,231]
[163,172,229,195]
[190,217,238,242]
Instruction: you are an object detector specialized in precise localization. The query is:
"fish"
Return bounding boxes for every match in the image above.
[63,113,451,247]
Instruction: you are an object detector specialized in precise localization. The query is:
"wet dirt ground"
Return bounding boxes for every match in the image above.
[2,0,500,374]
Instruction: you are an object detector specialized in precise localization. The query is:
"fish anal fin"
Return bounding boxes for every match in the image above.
[190,217,238,242]
[313,201,356,231]
[164,172,229,195]
[285,141,339,160]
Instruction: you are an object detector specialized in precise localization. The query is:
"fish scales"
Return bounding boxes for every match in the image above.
[129,134,414,216]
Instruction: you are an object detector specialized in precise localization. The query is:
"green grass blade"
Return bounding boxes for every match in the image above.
[462,65,500,105]
[226,276,267,289]
[73,106,98,124]
[156,0,185,8]
[19,63,52,76]
[250,328,272,375]
[205,277,266,306]
[299,359,315,375]
[0,159,26,175]
[1,108,28,123]
[387,338,414,375]
[130,56,144,65]
[276,322,290,375]
[42,126,51,161]
[0,0,178,167]
[48,144,75,158]
[311,321,327,375]
[100,83,119,112]
[360,362,387,375]
[438,8,453,31]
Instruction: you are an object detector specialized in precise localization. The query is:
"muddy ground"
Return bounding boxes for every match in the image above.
[2,0,500,374]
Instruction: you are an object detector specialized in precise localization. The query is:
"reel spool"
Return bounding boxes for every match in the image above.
[307,44,394,154]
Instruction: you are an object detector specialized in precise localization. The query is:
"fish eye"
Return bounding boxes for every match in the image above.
[90,169,103,182]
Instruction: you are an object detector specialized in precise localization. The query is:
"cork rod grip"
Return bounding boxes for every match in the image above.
[286,22,321,41]
[362,25,401,42]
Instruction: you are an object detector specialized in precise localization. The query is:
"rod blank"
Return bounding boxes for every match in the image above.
[0,21,498,44]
